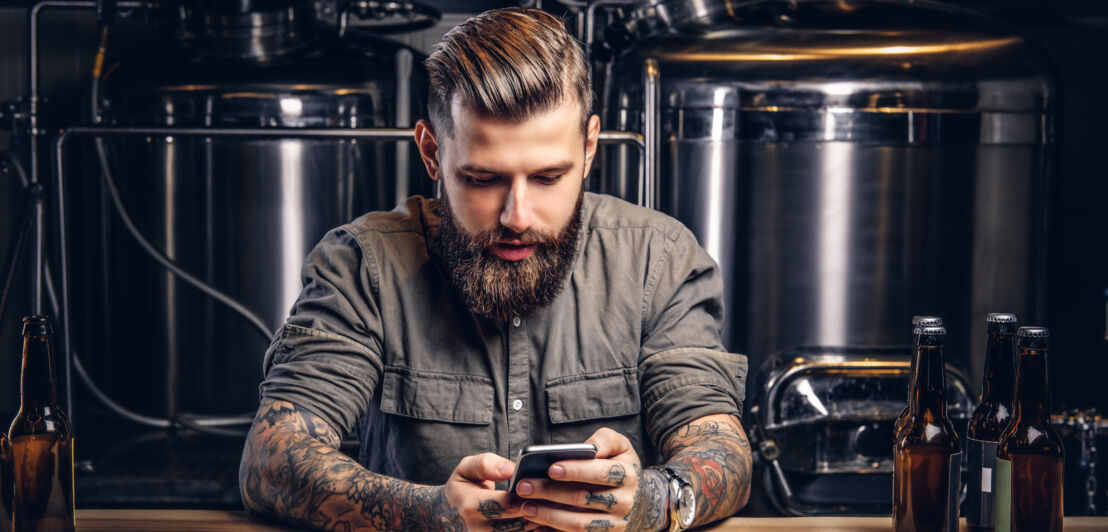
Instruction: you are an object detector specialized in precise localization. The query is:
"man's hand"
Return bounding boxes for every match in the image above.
[514,428,668,532]
[445,452,538,532]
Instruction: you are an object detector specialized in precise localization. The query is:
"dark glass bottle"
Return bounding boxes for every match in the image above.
[895,316,944,441]
[893,325,961,532]
[0,434,10,532]
[966,313,1017,531]
[995,327,1063,532]
[8,316,75,532]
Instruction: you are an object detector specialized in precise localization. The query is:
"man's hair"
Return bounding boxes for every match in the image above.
[425,7,592,137]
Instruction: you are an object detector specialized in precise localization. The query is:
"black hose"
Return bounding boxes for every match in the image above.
[76,21,261,435]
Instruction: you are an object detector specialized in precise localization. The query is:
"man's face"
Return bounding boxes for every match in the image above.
[415,97,601,321]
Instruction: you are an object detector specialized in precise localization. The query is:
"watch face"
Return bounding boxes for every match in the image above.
[677,484,696,526]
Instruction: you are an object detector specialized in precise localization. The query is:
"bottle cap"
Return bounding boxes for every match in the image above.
[21,315,53,337]
[911,316,943,327]
[915,325,946,336]
[986,313,1017,324]
[1017,326,1050,338]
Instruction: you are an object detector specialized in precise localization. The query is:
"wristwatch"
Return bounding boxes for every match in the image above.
[656,466,696,531]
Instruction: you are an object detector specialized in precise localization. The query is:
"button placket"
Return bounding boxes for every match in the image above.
[506,316,530,458]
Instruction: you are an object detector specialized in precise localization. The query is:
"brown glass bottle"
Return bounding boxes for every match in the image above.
[895,316,944,441]
[8,316,74,532]
[893,325,961,532]
[995,327,1063,532]
[1,434,11,532]
[965,313,1017,532]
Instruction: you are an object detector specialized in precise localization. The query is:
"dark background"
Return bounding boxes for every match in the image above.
[0,0,1105,453]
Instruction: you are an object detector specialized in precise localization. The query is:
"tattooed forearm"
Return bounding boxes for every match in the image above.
[239,398,466,532]
[623,465,668,531]
[662,414,752,525]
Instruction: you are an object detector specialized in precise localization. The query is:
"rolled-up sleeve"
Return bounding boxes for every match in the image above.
[638,226,748,449]
[259,227,384,436]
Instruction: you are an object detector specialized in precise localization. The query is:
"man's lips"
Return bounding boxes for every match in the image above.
[492,241,538,261]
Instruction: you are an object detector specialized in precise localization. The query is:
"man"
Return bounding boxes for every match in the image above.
[239,7,750,532]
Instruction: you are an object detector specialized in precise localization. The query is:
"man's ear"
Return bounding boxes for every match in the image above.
[582,114,601,178]
[415,119,442,181]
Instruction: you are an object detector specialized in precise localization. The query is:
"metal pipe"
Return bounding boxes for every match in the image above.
[584,0,637,63]
[395,48,413,206]
[55,126,646,146]
[51,122,74,427]
[27,0,148,328]
[643,58,660,209]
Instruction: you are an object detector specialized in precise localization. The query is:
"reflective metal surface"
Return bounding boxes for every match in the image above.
[605,0,1054,375]
[79,27,429,416]
[751,346,974,515]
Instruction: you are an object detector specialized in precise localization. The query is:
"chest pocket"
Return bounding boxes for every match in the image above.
[376,366,494,484]
[545,368,646,456]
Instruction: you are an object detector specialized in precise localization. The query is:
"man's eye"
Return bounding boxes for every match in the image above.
[465,175,498,187]
[535,174,564,185]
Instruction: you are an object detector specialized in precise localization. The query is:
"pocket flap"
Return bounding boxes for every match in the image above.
[380,367,493,424]
[546,369,640,424]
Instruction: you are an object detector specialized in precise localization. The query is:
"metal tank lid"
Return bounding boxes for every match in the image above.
[615,0,1056,117]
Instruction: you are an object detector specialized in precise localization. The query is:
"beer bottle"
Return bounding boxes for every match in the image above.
[1,434,11,532]
[894,316,944,440]
[8,316,75,532]
[965,313,1017,532]
[995,327,1063,532]
[893,325,961,532]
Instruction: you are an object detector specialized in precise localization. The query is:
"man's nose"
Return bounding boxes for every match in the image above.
[499,180,534,235]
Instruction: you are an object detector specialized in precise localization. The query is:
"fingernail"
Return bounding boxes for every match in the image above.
[499,462,514,477]
[548,465,565,479]
[521,502,537,517]
[516,481,533,496]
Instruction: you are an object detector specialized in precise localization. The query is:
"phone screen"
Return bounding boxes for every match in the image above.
[508,443,598,493]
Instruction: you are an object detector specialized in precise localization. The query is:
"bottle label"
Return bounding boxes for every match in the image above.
[965,437,998,527]
[947,451,962,532]
[995,457,1012,532]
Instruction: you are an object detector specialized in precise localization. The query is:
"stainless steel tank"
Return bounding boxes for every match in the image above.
[604,0,1054,382]
[80,2,429,416]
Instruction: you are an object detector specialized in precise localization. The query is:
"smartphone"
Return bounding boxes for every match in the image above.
[508,443,598,493]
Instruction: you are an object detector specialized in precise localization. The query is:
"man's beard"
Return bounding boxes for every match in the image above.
[434,191,583,323]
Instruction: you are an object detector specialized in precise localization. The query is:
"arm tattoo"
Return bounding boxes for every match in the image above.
[661,415,752,526]
[606,464,626,486]
[239,398,467,532]
[586,491,617,510]
[623,465,668,531]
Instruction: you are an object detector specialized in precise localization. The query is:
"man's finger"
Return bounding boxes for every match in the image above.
[521,501,624,532]
[475,492,525,521]
[585,427,633,460]
[548,458,632,488]
[456,453,516,482]
[516,478,630,515]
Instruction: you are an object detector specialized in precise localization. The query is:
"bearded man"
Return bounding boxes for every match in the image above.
[239,7,751,532]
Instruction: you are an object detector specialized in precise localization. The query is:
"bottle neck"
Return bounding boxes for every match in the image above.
[1013,347,1050,423]
[980,330,1015,404]
[909,344,947,416]
[20,334,58,409]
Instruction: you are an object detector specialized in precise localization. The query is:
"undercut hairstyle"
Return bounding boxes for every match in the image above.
[425,7,593,137]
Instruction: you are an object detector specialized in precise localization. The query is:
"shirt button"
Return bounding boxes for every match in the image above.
[512,316,521,327]
[512,399,523,411]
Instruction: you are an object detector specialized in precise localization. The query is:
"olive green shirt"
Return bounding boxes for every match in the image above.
[260,193,748,485]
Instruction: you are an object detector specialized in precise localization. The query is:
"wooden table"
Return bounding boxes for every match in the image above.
[74,510,1108,531]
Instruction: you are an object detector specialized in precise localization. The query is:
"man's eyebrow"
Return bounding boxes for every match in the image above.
[457,161,576,175]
